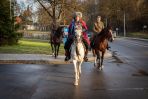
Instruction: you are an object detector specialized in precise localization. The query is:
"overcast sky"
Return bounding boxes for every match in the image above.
[17,0,27,4]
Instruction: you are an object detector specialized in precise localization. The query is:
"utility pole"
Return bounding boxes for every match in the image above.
[123,11,126,37]
[10,0,12,20]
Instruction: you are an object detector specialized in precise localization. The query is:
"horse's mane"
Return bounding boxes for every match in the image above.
[96,27,111,40]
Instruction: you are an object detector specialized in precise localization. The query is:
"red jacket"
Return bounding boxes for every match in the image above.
[68,20,90,45]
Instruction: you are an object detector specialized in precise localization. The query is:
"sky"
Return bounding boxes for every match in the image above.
[16,0,38,22]
[17,0,27,4]
[17,0,38,11]
[17,0,28,10]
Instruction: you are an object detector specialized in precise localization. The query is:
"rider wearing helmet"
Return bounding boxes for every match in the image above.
[64,12,90,61]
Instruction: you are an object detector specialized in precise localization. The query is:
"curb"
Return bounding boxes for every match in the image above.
[0,60,71,65]
[0,51,112,64]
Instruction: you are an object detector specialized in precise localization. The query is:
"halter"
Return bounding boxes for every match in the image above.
[74,26,83,43]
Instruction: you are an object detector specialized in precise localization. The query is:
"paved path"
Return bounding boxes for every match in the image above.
[0,51,112,64]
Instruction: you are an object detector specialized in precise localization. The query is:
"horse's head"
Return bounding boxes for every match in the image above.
[99,27,113,42]
[106,27,113,42]
[74,28,83,43]
[55,26,64,38]
[51,26,64,44]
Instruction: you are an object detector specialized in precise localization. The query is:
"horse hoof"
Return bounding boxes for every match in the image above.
[74,81,78,86]
[99,67,103,71]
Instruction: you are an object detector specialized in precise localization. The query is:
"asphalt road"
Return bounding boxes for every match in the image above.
[0,37,148,99]
[110,37,148,70]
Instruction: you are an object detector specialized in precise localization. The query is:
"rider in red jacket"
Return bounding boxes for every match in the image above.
[64,12,90,61]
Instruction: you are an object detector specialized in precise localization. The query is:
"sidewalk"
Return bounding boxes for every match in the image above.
[0,51,112,64]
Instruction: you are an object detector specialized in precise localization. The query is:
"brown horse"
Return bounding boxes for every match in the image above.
[50,26,64,58]
[91,27,113,70]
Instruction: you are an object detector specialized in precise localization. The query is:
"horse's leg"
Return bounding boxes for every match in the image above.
[57,44,60,57]
[95,49,101,69]
[92,49,97,67]
[78,61,82,75]
[101,51,105,70]
[98,52,101,70]
[77,62,80,80]
[73,60,78,85]
[54,45,57,59]
[51,43,54,56]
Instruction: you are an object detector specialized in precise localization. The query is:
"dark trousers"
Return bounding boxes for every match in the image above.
[64,38,89,57]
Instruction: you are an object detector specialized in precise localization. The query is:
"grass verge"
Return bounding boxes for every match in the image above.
[127,32,148,39]
[0,39,65,55]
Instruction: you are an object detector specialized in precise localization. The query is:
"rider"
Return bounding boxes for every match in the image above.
[91,16,112,49]
[91,16,105,48]
[64,12,90,61]
[91,15,104,42]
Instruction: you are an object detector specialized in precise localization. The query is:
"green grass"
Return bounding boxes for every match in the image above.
[0,39,65,55]
[127,32,148,39]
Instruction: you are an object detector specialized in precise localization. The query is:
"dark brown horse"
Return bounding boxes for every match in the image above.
[50,26,64,58]
[91,27,113,70]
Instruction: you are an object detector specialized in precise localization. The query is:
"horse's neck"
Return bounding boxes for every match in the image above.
[72,41,83,50]
[77,42,83,48]
[54,32,61,38]
[97,35,106,42]
[72,41,84,58]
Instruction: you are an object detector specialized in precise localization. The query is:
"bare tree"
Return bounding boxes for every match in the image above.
[34,0,85,26]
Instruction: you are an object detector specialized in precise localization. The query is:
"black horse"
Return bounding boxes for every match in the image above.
[50,26,64,58]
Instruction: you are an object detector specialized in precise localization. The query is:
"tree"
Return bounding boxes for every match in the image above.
[92,0,148,32]
[0,0,19,45]
[21,5,33,25]
[34,0,84,27]
[37,7,51,25]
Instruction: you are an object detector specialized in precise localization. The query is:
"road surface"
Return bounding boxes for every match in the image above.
[0,37,148,99]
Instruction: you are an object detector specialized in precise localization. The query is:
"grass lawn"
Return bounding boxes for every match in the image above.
[0,39,65,55]
[127,32,148,39]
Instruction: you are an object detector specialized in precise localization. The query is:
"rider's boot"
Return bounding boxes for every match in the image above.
[84,49,88,62]
[65,50,71,61]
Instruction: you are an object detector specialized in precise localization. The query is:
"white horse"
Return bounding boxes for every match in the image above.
[71,29,85,86]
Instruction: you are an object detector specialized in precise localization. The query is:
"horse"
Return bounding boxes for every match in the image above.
[71,28,85,86]
[50,26,64,58]
[91,27,113,70]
